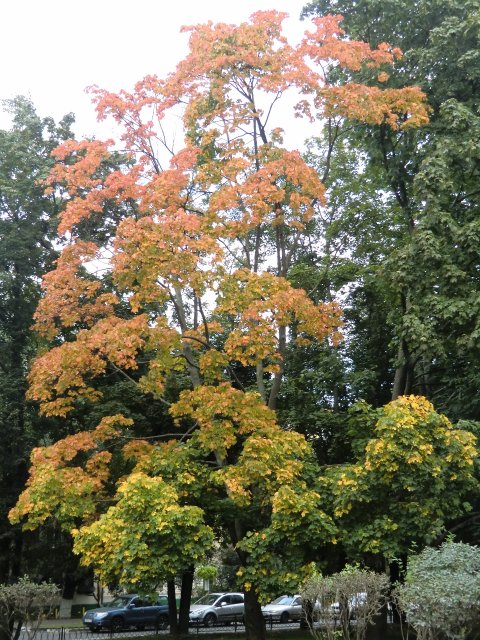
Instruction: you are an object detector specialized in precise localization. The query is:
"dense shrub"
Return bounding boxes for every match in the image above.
[0,577,60,640]
[395,540,480,640]
[302,566,388,640]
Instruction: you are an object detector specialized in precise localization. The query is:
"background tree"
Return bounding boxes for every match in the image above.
[327,396,477,562]
[297,0,480,555]
[300,0,480,419]
[0,97,75,581]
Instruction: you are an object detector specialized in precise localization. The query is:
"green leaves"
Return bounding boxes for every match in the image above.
[396,540,480,639]
[0,577,60,640]
[73,472,215,591]
[0,96,76,576]
[327,396,478,558]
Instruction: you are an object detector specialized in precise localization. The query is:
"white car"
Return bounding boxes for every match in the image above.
[331,592,367,615]
[261,595,304,623]
[189,592,244,627]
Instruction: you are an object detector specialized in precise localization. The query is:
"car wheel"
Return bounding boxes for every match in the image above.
[203,613,217,628]
[157,614,169,630]
[280,612,289,624]
[110,617,124,632]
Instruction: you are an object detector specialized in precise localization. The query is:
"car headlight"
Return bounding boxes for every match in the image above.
[93,612,109,620]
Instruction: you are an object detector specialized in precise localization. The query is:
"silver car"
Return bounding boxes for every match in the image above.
[331,591,367,615]
[189,592,244,627]
[261,594,304,623]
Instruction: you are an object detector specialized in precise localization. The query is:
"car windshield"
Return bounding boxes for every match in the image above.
[194,594,223,606]
[107,596,132,608]
[270,596,294,605]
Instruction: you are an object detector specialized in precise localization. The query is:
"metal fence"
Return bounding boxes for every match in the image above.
[24,628,168,640]
[27,614,303,640]
[190,615,244,634]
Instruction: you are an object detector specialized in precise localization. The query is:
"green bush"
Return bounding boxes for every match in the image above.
[301,566,388,640]
[395,540,480,640]
[0,576,60,640]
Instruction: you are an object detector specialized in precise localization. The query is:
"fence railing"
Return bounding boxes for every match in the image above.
[21,625,169,640]
[27,613,304,640]
[190,614,244,634]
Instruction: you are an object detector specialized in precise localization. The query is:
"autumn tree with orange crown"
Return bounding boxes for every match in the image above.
[10,11,429,640]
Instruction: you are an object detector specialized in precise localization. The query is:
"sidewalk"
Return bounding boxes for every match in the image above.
[39,619,83,629]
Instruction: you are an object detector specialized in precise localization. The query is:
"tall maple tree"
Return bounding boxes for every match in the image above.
[10,11,429,639]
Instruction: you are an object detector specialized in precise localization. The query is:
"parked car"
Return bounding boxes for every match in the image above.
[82,594,169,632]
[331,592,367,616]
[189,592,244,627]
[261,594,304,623]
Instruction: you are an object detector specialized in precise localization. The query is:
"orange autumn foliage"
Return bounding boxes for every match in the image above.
[22,8,430,433]
[10,416,132,529]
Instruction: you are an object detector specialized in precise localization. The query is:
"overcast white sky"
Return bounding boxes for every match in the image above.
[1,0,309,140]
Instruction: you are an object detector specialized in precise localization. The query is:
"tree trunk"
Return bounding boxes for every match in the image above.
[268,324,286,410]
[392,338,412,399]
[12,621,22,640]
[229,521,265,640]
[167,579,179,635]
[243,588,266,640]
[178,567,194,635]
[392,363,407,400]
[366,602,388,640]
[388,556,406,626]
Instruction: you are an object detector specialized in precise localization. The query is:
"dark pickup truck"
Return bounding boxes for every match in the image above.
[82,594,169,631]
